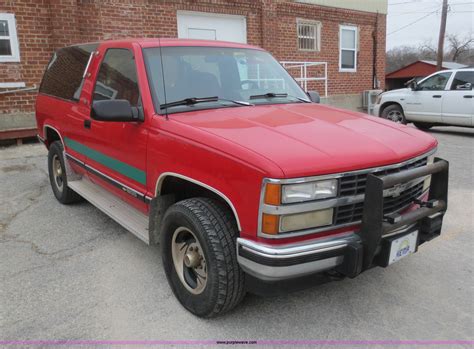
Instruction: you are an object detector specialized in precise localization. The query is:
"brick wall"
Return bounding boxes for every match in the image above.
[0,0,386,117]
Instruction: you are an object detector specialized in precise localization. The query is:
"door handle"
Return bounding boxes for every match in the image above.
[432,95,442,98]
[463,95,473,99]
[84,119,91,129]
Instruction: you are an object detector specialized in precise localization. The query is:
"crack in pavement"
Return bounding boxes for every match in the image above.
[0,179,48,235]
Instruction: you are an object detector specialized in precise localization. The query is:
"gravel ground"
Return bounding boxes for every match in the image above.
[0,127,473,345]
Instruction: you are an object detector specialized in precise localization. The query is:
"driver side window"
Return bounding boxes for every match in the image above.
[93,48,140,106]
[418,72,452,91]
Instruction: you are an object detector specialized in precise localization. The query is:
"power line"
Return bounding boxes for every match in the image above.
[390,11,440,15]
[449,2,474,5]
[389,1,423,6]
[388,9,439,35]
[389,2,440,16]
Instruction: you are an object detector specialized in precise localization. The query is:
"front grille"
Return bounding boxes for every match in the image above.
[334,157,428,225]
[338,157,428,197]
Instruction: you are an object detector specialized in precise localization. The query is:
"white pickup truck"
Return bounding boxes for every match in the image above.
[373,68,473,129]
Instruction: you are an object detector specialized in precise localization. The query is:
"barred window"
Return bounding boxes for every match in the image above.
[297,20,320,51]
[0,13,20,62]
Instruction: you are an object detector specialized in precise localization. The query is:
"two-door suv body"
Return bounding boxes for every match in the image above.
[36,39,449,317]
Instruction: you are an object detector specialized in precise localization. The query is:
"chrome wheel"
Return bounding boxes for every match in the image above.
[171,227,207,295]
[52,154,64,192]
[387,110,404,123]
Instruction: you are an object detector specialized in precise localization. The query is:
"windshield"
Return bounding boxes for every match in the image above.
[143,46,309,113]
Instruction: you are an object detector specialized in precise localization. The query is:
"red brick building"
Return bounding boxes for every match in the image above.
[0,0,387,134]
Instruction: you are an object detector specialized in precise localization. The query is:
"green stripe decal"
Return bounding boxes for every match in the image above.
[64,137,146,185]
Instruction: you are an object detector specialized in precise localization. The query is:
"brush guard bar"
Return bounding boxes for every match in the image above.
[354,157,449,272]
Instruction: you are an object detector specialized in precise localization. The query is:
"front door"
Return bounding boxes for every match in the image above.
[404,71,452,123]
[442,71,474,127]
[79,44,148,212]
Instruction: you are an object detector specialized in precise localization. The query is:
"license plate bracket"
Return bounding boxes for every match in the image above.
[375,229,419,267]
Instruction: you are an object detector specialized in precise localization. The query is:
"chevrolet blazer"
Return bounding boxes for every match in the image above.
[36,39,449,317]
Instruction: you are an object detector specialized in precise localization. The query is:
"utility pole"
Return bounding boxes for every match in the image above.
[436,0,449,70]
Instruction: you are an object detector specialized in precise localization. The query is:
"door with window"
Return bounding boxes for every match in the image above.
[84,44,148,209]
[404,71,452,123]
[442,71,474,126]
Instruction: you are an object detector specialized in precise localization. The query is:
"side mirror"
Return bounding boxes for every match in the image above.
[307,91,320,103]
[456,82,472,90]
[405,78,418,91]
[91,100,141,122]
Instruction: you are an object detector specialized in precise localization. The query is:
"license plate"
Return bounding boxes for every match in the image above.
[388,230,418,265]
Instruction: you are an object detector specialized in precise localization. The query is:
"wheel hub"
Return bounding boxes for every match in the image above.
[387,110,402,123]
[171,227,207,294]
[52,154,64,192]
[184,248,201,268]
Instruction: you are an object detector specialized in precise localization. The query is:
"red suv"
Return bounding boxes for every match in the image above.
[36,39,449,317]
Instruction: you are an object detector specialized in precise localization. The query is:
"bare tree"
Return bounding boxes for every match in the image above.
[386,34,474,73]
[446,34,474,62]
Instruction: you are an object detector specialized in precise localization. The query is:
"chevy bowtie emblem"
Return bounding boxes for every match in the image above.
[386,183,409,198]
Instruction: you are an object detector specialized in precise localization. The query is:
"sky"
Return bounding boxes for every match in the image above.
[386,0,474,50]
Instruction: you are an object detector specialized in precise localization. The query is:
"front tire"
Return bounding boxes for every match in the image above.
[413,122,433,130]
[48,141,82,204]
[160,198,245,318]
[381,104,406,124]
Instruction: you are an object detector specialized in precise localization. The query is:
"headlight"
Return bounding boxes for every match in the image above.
[281,179,338,204]
[375,94,382,104]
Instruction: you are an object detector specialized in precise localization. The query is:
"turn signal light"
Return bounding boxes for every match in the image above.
[264,183,281,205]
[262,214,279,235]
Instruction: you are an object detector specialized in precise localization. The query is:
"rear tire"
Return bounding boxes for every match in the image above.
[381,104,406,124]
[48,141,82,204]
[160,197,245,318]
[413,122,433,130]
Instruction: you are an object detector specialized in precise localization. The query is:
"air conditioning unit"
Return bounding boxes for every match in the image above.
[362,89,382,112]
[362,90,383,115]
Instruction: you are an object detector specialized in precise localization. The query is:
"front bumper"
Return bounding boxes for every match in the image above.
[371,103,381,116]
[238,158,449,282]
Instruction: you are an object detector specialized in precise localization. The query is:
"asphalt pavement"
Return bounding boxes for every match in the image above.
[0,126,473,344]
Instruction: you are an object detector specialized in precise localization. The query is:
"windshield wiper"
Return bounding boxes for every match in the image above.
[160,96,252,110]
[249,92,310,103]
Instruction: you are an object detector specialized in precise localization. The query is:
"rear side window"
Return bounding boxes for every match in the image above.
[450,71,474,90]
[39,44,97,101]
[93,48,139,106]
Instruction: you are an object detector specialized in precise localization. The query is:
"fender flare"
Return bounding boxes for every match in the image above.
[155,172,242,231]
[43,124,64,146]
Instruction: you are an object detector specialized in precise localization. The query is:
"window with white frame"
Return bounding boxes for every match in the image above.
[339,25,357,72]
[0,14,20,62]
[297,19,321,51]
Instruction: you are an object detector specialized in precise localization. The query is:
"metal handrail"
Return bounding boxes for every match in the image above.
[280,61,328,97]
[0,85,38,95]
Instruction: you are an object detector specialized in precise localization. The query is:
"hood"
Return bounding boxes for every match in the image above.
[171,103,437,178]
[382,88,410,96]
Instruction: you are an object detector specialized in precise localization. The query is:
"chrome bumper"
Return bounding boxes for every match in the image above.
[237,234,361,281]
[238,158,448,282]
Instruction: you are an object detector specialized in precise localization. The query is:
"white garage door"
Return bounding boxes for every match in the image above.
[177,11,247,43]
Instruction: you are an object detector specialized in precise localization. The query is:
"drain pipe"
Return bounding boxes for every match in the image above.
[372,12,379,89]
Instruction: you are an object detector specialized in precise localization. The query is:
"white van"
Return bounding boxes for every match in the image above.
[373,68,473,129]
